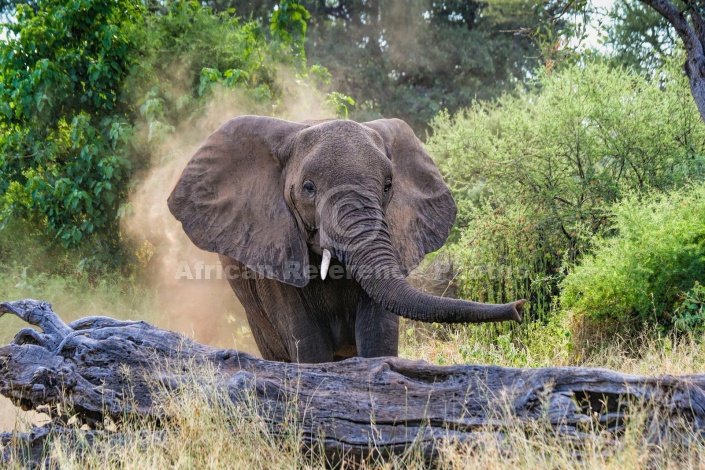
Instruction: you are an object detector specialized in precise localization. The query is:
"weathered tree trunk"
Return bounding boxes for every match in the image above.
[1,299,705,466]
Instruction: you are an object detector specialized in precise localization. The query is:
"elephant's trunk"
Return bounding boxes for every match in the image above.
[324,200,524,324]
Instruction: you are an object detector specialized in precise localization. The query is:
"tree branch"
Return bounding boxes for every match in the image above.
[641,0,705,123]
[640,0,703,56]
[683,0,705,45]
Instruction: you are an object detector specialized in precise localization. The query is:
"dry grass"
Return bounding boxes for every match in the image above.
[399,317,705,376]
[1,324,705,468]
[43,364,324,469]
[5,371,705,469]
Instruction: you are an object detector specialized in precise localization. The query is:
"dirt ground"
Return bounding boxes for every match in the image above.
[0,396,50,433]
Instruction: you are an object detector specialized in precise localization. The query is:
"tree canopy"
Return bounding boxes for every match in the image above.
[183,0,565,134]
[0,0,338,270]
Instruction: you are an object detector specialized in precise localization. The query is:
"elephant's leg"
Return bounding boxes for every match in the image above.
[225,273,290,362]
[355,295,399,358]
[220,256,336,363]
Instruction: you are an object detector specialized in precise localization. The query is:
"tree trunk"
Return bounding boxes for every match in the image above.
[687,57,705,120]
[2,299,705,466]
[640,0,705,123]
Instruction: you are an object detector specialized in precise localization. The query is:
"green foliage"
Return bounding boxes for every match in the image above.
[673,282,705,333]
[270,0,310,68]
[301,0,563,133]
[1,0,336,273]
[124,0,340,152]
[0,219,156,346]
[220,0,564,134]
[129,2,288,117]
[324,92,355,119]
[123,1,281,154]
[561,185,705,331]
[0,0,140,260]
[428,61,705,321]
[606,0,677,73]
[458,309,572,368]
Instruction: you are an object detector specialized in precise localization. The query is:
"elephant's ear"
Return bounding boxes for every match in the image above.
[363,119,457,276]
[168,115,310,287]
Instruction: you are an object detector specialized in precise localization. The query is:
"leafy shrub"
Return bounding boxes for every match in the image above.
[0,0,342,274]
[427,61,705,321]
[301,0,561,134]
[560,185,705,331]
[673,282,705,334]
[0,0,140,255]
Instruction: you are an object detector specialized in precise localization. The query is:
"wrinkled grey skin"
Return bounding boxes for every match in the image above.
[168,116,524,363]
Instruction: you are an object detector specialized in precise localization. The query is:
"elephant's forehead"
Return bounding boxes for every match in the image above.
[303,142,391,177]
[296,120,385,156]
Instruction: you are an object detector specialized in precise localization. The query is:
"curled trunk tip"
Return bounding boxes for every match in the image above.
[512,299,526,323]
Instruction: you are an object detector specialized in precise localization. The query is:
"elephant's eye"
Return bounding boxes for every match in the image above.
[303,180,316,195]
[384,179,392,196]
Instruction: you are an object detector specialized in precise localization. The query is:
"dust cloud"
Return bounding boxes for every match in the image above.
[122,67,334,353]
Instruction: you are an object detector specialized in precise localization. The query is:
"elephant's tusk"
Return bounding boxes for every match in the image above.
[321,249,331,280]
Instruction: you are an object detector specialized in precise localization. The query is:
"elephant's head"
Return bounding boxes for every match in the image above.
[168,116,524,323]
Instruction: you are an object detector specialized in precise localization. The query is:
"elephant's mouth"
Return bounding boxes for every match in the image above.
[306,228,325,255]
[305,228,338,280]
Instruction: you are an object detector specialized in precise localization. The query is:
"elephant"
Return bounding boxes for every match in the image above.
[168,115,525,363]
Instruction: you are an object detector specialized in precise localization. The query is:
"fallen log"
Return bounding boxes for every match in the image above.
[1,299,705,466]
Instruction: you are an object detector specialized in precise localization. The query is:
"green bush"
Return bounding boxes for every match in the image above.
[0,0,342,274]
[427,60,705,321]
[0,0,140,257]
[673,282,705,334]
[560,185,705,331]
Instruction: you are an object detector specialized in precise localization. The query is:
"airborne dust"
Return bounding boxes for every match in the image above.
[122,67,335,353]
